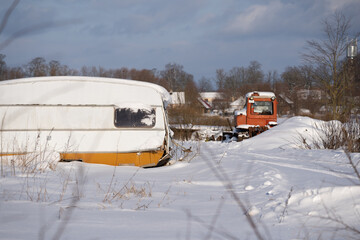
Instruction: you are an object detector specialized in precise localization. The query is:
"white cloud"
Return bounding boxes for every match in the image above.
[224,1,285,34]
[222,0,360,37]
[325,0,358,12]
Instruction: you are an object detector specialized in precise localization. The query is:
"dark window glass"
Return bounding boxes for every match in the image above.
[251,101,273,115]
[114,108,156,128]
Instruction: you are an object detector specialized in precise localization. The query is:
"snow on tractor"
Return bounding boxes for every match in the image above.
[223,91,278,142]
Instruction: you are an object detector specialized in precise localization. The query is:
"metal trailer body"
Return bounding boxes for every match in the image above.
[0,76,171,167]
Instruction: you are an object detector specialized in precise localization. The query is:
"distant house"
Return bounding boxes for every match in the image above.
[197,92,223,114]
[277,89,326,116]
[197,97,212,113]
[199,92,224,105]
[169,92,185,106]
[278,93,294,116]
[169,91,215,113]
[171,91,244,115]
[224,97,246,115]
[297,89,324,100]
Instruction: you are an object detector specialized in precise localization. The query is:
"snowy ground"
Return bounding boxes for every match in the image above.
[0,116,359,240]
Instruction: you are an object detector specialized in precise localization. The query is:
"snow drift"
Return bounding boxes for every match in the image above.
[0,116,359,239]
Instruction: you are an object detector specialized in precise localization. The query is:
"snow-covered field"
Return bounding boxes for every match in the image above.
[0,116,359,240]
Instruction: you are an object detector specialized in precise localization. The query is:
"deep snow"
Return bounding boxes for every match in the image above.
[0,116,359,240]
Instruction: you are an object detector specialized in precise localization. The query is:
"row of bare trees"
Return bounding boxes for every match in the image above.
[0,55,199,94]
[0,55,200,92]
[214,61,274,101]
[1,51,358,122]
[302,12,360,121]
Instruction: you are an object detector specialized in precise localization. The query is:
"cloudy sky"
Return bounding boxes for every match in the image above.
[1,0,359,81]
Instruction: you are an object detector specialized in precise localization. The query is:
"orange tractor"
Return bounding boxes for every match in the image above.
[223,91,278,141]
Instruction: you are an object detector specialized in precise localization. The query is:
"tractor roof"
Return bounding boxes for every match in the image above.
[246,91,276,98]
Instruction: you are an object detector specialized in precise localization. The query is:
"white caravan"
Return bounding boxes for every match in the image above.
[0,76,171,167]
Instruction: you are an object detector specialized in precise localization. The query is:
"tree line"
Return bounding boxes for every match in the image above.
[0,12,359,121]
[0,53,358,122]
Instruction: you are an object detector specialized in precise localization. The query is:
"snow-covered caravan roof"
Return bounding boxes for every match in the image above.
[0,76,171,107]
[246,91,276,98]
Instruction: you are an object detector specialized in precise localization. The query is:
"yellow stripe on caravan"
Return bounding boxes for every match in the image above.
[0,153,27,156]
[60,151,165,167]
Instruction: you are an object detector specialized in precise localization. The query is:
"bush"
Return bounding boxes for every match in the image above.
[168,105,231,140]
[299,119,360,153]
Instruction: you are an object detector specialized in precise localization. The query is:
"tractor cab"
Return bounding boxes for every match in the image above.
[229,91,278,140]
[236,91,278,128]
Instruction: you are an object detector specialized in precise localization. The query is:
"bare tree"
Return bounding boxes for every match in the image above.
[246,61,264,84]
[197,76,214,92]
[265,70,280,91]
[48,60,61,76]
[160,63,193,91]
[129,68,159,84]
[184,78,200,105]
[0,54,7,80]
[111,67,130,79]
[302,11,359,121]
[215,61,265,103]
[26,57,48,77]
[224,67,244,99]
[215,69,227,91]
[6,66,24,79]
[49,60,78,76]
[281,65,320,115]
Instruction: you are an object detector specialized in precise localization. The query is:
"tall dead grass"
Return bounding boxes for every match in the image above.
[298,119,360,153]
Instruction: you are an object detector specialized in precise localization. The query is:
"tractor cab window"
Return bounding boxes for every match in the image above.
[114,107,156,128]
[251,101,273,115]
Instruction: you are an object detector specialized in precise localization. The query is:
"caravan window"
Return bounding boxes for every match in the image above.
[114,107,156,128]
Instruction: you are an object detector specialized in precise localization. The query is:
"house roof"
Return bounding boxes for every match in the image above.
[170,92,185,105]
[197,97,212,109]
[230,97,245,106]
[199,92,224,100]
[279,93,294,104]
